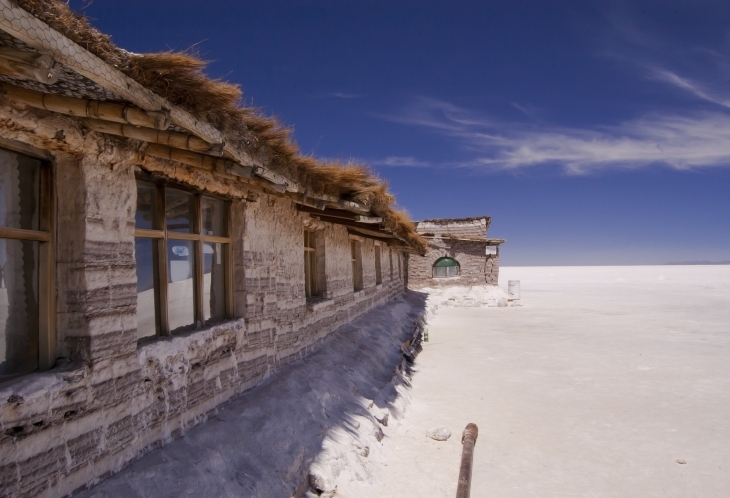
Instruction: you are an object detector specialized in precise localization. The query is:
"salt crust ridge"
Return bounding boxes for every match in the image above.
[74,286,506,497]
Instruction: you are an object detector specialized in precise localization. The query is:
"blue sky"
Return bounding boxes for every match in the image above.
[70,0,729,265]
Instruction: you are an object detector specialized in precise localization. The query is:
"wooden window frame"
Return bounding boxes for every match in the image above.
[304,229,319,299]
[134,175,233,338]
[0,141,55,373]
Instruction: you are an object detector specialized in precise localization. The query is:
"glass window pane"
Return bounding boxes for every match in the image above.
[135,238,157,340]
[135,181,157,230]
[0,238,39,379]
[0,148,40,231]
[203,241,226,323]
[166,188,194,233]
[201,197,226,236]
[167,240,195,332]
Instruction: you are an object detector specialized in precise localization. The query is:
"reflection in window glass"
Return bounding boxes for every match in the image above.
[201,197,226,236]
[135,181,157,230]
[167,239,195,332]
[203,242,226,323]
[0,239,39,379]
[135,238,157,340]
[165,188,193,233]
[0,148,40,231]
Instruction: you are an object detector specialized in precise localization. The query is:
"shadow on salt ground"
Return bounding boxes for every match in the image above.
[73,291,428,498]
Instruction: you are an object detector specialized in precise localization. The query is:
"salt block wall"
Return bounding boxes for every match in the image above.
[0,119,406,497]
[407,238,499,288]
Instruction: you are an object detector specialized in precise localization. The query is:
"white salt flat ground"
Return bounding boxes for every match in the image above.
[367,265,730,497]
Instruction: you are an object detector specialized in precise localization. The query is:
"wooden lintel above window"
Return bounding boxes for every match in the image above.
[295,203,379,222]
[346,228,403,246]
[311,214,392,236]
[296,203,361,219]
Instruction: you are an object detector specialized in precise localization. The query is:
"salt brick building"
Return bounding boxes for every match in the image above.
[407,216,505,288]
[0,2,426,497]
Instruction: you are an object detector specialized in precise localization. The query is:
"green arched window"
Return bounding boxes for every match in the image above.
[433,257,460,278]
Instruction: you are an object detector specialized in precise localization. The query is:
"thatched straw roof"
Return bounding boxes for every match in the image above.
[13,0,425,252]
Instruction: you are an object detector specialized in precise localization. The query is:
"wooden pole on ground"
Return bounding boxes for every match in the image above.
[456,423,479,498]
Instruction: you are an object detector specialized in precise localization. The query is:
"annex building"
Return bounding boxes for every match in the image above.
[0,2,426,497]
[407,216,505,288]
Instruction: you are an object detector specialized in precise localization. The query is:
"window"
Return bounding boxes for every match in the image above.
[374,245,382,285]
[135,178,232,340]
[389,247,393,280]
[0,146,53,380]
[351,239,363,292]
[397,251,402,279]
[433,257,460,278]
[304,230,320,298]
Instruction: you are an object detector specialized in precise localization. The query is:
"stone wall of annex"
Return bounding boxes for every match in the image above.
[0,103,407,498]
[407,238,499,289]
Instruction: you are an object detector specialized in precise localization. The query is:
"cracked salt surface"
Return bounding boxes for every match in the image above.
[364,265,730,498]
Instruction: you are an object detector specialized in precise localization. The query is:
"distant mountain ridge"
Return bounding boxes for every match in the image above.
[665,261,730,265]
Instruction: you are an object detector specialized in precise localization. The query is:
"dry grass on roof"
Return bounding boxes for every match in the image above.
[15,0,426,250]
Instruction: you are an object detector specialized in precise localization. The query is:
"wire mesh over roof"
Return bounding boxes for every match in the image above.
[0,0,428,253]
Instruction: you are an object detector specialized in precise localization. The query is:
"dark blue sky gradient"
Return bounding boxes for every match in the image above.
[70,0,730,265]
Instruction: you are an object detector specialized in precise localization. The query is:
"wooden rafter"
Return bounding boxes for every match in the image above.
[1,83,170,129]
[82,118,223,156]
[311,214,394,238]
[346,228,402,246]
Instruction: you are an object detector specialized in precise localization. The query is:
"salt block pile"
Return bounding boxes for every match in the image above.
[421,284,511,310]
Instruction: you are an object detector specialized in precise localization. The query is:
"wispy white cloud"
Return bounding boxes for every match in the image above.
[511,102,542,121]
[647,68,730,109]
[381,98,730,174]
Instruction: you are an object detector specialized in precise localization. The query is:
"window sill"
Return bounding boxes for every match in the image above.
[306,296,333,312]
[0,360,86,397]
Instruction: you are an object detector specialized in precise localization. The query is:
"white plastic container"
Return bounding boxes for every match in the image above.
[508,280,521,300]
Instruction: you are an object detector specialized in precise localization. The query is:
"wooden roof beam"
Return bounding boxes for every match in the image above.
[1,83,170,129]
[296,204,382,223]
[145,144,252,179]
[83,118,223,156]
[346,228,404,247]
[0,46,57,84]
[310,213,395,238]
